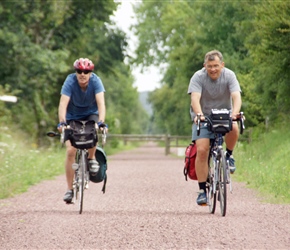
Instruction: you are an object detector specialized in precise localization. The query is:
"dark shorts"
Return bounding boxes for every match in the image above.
[67,114,99,125]
[192,122,215,141]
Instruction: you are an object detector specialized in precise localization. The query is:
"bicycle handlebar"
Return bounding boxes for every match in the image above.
[47,125,108,146]
[196,111,245,136]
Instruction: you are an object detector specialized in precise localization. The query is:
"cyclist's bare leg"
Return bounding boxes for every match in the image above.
[195,138,211,182]
[224,122,239,150]
[65,141,77,190]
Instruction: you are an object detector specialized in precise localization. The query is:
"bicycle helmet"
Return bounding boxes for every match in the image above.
[73,58,94,71]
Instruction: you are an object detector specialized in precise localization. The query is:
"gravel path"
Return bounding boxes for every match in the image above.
[0,142,289,250]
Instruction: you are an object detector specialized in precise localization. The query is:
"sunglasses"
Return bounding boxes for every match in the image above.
[76,69,92,75]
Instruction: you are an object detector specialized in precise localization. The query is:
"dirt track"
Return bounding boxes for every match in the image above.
[0,142,289,250]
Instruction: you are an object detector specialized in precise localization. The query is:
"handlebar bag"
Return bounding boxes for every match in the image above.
[69,120,97,149]
[208,109,232,135]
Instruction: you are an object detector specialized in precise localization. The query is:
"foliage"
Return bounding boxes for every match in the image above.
[245,0,290,119]
[132,0,290,135]
[98,64,149,135]
[0,123,65,199]
[0,0,148,147]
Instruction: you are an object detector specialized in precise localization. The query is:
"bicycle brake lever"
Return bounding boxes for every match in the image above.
[197,114,201,136]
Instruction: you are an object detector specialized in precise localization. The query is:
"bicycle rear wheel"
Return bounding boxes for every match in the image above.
[208,156,216,214]
[78,151,86,214]
[218,149,227,216]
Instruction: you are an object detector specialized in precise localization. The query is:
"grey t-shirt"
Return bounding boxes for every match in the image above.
[187,67,241,120]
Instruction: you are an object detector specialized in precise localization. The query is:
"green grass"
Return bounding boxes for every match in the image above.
[234,127,290,204]
[0,136,66,199]
[0,126,138,199]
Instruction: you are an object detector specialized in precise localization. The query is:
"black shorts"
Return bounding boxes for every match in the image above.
[67,114,99,125]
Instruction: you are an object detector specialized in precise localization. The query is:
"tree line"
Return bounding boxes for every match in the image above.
[131,0,290,135]
[1,0,289,143]
[0,0,149,145]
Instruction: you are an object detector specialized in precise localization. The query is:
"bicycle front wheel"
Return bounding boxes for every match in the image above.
[218,149,227,216]
[72,152,80,204]
[208,156,216,214]
[78,151,86,214]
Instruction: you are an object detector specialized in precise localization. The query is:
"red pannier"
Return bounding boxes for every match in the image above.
[183,142,197,181]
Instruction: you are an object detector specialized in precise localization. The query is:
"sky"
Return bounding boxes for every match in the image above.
[111,1,162,92]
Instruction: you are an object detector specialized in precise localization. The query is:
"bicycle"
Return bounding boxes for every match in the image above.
[47,121,107,214]
[197,109,245,216]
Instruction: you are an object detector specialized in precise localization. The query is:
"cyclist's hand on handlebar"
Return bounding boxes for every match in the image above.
[97,121,109,132]
[231,114,239,120]
[232,112,246,121]
[194,113,205,124]
[57,122,67,133]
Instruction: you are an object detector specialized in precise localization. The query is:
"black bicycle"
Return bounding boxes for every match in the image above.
[197,109,245,216]
[47,121,107,214]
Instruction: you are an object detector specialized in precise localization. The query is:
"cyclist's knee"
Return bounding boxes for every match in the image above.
[66,146,77,158]
[228,124,239,139]
[196,140,210,161]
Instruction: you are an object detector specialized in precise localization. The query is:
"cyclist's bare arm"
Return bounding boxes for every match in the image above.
[58,95,70,132]
[95,92,108,134]
[95,92,106,123]
[191,92,204,123]
[231,91,242,119]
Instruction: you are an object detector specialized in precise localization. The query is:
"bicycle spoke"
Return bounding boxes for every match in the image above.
[78,151,86,214]
[208,157,216,214]
[219,151,227,217]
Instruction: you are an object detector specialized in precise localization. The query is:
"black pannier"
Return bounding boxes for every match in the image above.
[89,146,108,193]
[66,120,97,149]
[207,109,232,135]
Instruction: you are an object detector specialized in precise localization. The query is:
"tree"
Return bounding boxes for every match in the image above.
[132,1,260,135]
[246,0,290,121]
[0,0,149,145]
[132,0,290,134]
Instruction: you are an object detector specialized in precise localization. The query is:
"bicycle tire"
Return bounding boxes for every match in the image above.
[218,149,227,216]
[73,172,79,203]
[208,156,216,214]
[73,152,80,204]
[78,150,86,214]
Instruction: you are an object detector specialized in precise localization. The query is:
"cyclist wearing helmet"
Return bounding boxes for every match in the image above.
[57,57,107,203]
